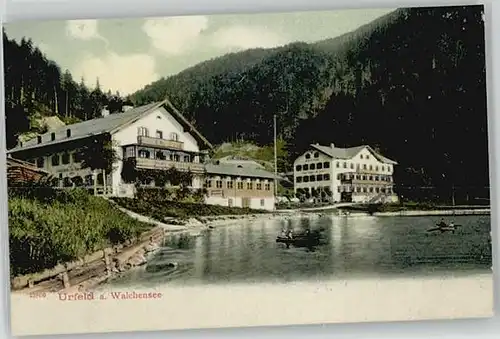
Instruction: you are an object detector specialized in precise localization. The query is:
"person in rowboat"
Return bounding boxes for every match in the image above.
[437,218,447,228]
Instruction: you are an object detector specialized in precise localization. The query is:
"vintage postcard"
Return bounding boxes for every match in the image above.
[2,4,493,336]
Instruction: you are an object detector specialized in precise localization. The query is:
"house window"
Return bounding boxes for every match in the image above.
[317,163,323,169]
[369,165,373,171]
[36,157,45,168]
[170,132,179,141]
[260,199,265,207]
[356,187,361,193]
[363,187,367,193]
[350,163,354,169]
[51,154,60,166]
[305,153,311,159]
[205,179,212,188]
[310,164,316,170]
[156,151,166,160]
[376,187,380,193]
[172,154,180,162]
[296,165,302,171]
[61,152,70,165]
[363,164,367,170]
[303,176,309,183]
[256,183,262,190]
[369,176,373,181]
[369,187,374,193]
[216,180,223,188]
[126,147,135,158]
[138,150,150,158]
[228,199,233,207]
[336,162,339,168]
[265,183,271,190]
[323,174,330,180]
[183,155,191,162]
[156,130,163,139]
[360,155,364,159]
[51,132,56,141]
[138,127,149,137]
[296,177,303,183]
[382,166,386,171]
[313,152,319,158]
[303,164,309,171]
[237,182,244,189]
[309,175,315,182]
[316,174,323,181]
[323,162,330,168]
[375,165,379,171]
[227,180,234,189]
[247,182,253,190]
[343,162,347,168]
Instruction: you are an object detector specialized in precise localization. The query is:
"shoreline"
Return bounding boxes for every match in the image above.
[11,205,490,294]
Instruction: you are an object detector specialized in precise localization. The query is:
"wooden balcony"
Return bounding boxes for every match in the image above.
[135,157,205,173]
[137,136,184,150]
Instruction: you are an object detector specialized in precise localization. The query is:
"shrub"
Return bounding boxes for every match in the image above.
[8,187,152,276]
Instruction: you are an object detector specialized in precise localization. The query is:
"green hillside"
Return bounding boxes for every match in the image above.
[129,6,488,201]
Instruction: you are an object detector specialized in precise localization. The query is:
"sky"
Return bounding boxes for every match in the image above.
[4,8,394,96]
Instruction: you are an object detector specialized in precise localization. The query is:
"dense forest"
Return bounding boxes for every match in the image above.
[130,5,489,199]
[2,30,130,149]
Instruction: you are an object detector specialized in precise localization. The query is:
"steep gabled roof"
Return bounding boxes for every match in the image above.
[7,99,212,153]
[310,143,397,165]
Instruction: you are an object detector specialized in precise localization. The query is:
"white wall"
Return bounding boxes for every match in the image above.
[113,107,200,152]
[110,107,202,193]
[204,196,275,211]
[293,150,334,197]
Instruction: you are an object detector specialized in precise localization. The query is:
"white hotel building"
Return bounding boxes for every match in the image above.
[293,143,398,204]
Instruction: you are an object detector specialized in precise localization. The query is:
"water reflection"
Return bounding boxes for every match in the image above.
[108,214,492,288]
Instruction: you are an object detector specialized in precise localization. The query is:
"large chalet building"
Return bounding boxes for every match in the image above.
[6,99,277,210]
[293,143,398,204]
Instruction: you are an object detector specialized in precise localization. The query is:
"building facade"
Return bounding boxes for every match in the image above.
[204,157,276,211]
[6,99,278,210]
[293,143,398,204]
[6,99,212,196]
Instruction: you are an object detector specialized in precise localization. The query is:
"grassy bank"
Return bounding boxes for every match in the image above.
[338,202,490,214]
[9,188,153,277]
[111,197,270,221]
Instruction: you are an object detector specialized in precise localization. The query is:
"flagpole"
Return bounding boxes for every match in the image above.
[273,114,278,209]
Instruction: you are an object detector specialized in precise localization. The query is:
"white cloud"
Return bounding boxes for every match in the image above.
[73,52,159,96]
[210,26,289,50]
[66,20,101,40]
[142,15,208,55]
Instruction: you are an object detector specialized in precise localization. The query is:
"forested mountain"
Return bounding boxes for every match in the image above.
[130,5,489,195]
[2,31,130,149]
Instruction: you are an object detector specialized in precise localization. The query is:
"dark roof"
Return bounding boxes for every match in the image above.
[205,163,279,180]
[8,99,212,153]
[6,157,51,175]
[310,144,397,165]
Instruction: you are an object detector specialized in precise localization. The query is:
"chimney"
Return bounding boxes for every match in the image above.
[37,136,42,144]
[330,143,335,149]
[66,129,71,138]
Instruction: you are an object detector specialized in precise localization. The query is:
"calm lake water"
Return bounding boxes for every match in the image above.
[106,214,492,288]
